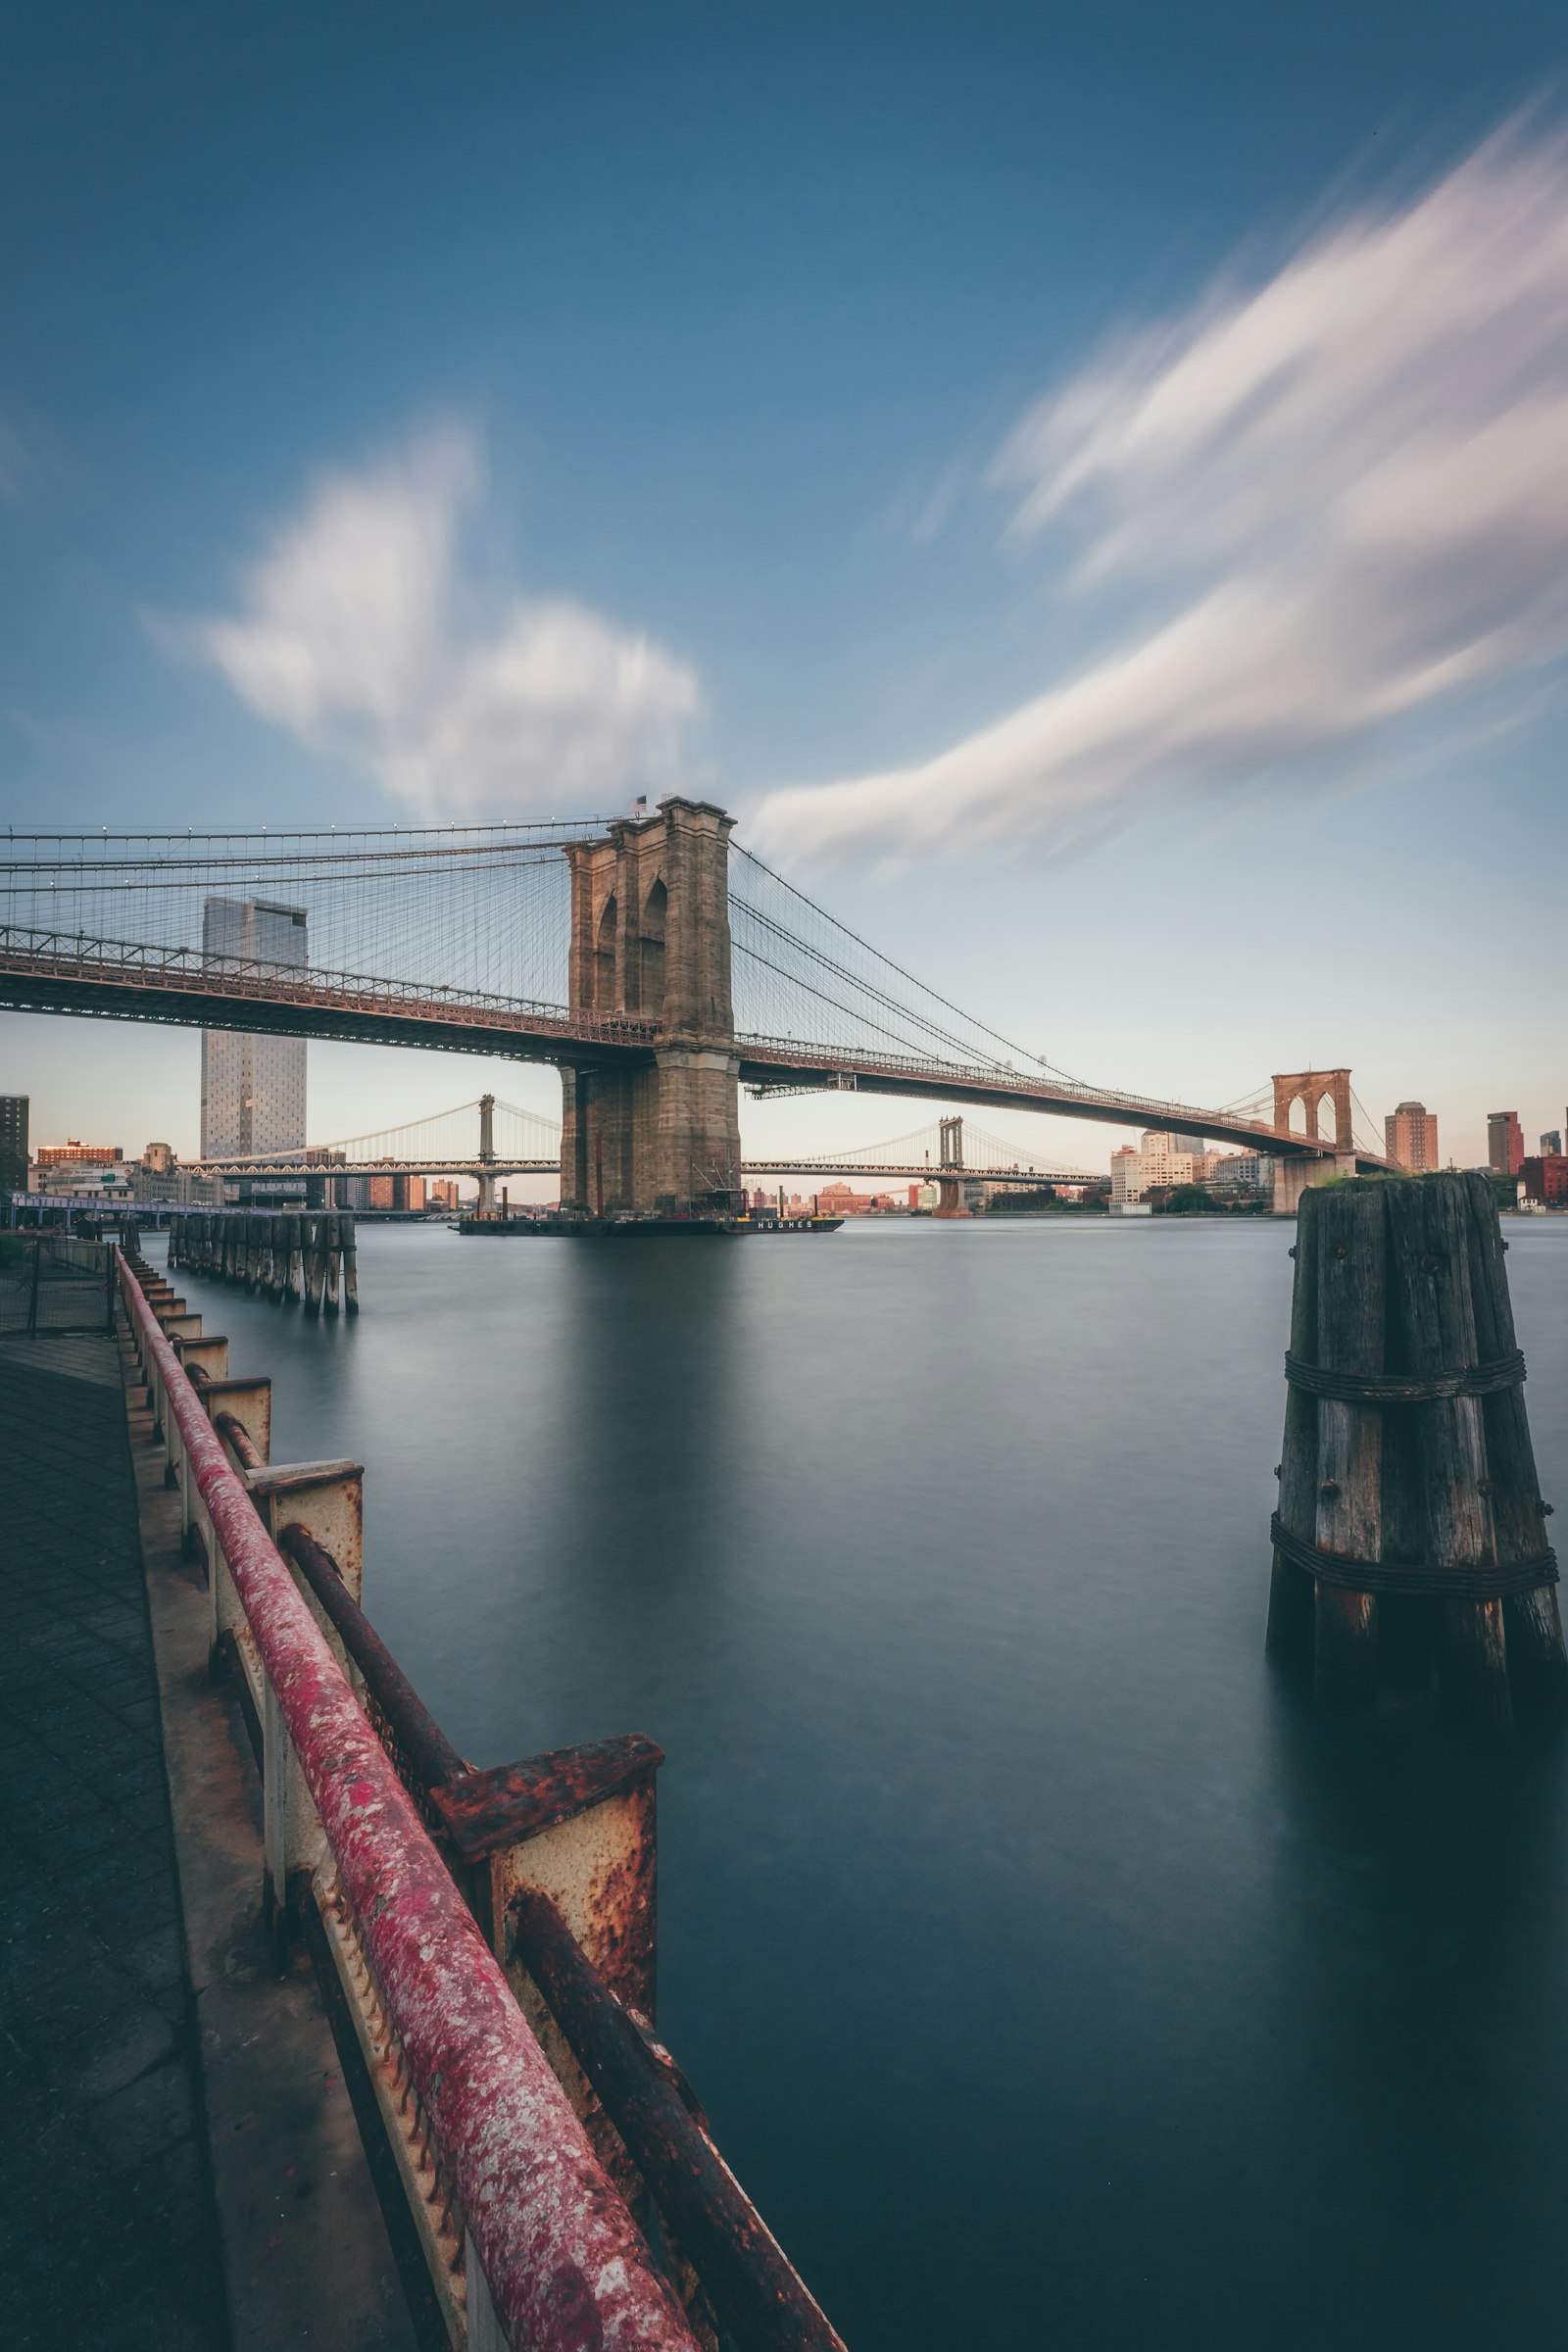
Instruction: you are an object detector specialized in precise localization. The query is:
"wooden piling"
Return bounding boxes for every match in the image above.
[1266,1210,1318,1669]
[341,1215,359,1315]
[1268,1171,1564,1726]
[303,1214,325,1315]
[1310,1184,1385,1709]
[323,1213,341,1314]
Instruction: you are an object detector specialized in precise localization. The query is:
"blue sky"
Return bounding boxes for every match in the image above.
[2,2,1566,1169]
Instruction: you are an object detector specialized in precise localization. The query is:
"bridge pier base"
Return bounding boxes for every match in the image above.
[1272,1152,1358,1215]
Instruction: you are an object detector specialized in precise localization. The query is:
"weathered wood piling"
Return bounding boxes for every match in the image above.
[169,1210,359,1315]
[1267,1171,1563,1725]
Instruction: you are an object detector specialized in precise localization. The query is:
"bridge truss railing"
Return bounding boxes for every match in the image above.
[738,1034,1320,1151]
[119,1249,842,2352]
[0,925,661,1051]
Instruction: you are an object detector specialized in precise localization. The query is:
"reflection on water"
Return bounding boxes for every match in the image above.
[155,1216,1568,2350]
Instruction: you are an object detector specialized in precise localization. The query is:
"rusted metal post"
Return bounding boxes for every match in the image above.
[508,1890,848,2352]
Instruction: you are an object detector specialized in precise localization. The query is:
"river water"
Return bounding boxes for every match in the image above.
[152,1215,1568,2350]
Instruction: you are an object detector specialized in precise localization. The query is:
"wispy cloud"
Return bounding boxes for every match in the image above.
[173,424,699,815]
[754,123,1568,865]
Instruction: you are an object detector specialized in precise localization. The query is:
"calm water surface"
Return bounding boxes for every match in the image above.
[156,1215,1568,2350]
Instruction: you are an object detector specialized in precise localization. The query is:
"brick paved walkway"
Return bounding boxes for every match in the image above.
[0,1334,228,2350]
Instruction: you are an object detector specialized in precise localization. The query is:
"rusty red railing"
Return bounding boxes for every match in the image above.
[119,1249,700,2352]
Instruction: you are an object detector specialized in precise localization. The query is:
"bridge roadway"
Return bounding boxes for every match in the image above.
[0,927,1362,1165]
[184,1156,1100,1189]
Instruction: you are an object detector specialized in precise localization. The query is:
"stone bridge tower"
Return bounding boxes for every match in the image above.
[1270,1066,1358,1214]
[560,799,743,1217]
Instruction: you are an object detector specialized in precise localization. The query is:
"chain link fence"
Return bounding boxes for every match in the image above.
[0,1234,116,1335]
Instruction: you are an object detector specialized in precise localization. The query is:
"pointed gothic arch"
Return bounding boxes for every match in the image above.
[637,876,667,1019]
[593,893,618,1010]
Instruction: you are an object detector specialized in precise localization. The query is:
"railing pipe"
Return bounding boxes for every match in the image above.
[510,1886,847,2352]
[277,1521,468,1791]
[115,1250,698,2352]
[215,1408,266,1474]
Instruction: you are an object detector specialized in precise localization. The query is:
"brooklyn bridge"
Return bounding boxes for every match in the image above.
[0,798,1389,1213]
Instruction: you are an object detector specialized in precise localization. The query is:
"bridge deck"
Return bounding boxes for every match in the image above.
[0,929,1377,1166]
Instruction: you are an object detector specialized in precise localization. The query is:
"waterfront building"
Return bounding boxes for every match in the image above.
[142,1140,175,1175]
[132,1157,222,1207]
[367,1171,426,1211]
[0,1094,27,1198]
[1385,1101,1440,1173]
[1207,1151,1272,1196]
[1541,1131,1562,1157]
[200,898,308,1157]
[35,1139,123,1170]
[1488,1110,1525,1178]
[1522,1155,1568,1208]
[1111,1131,1218,1208]
[818,1181,898,1215]
[29,1149,132,1200]
[428,1179,459,1210]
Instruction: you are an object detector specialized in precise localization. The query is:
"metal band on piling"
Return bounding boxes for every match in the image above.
[1270,1512,1558,1600]
[1283,1348,1527,1404]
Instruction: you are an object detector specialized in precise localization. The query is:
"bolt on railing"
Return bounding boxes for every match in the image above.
[118,1246,844,2351]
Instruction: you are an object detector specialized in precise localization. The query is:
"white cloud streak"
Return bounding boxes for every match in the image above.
[755,124,1568,864]
[180,426,698,816]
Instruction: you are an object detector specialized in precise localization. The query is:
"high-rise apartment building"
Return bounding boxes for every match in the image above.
[200,900,308,1158]
[1488,1110,1524,1179]
[1541,1131,1562,1158]
[0,1095,28,1197]
[1385,1101,1440,1173]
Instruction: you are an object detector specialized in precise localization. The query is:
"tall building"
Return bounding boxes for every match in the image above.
[1385,1101,1440,1173]
[1,1095,29,1197]
[200,899,308,1157]
[1488,1110,1524,1179]
[1541,1131,1562,1157]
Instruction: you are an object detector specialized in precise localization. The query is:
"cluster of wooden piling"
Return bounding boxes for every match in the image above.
[169,1211,359,1315]
[1266,1171,1563,1727]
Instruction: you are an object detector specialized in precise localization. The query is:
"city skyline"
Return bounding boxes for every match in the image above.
[4,10,1568,1165]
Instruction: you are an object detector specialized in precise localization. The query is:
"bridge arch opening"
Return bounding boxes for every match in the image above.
[637,876,666,1019]
[593,894,618,1010]
[1272,1068,1354,1155]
